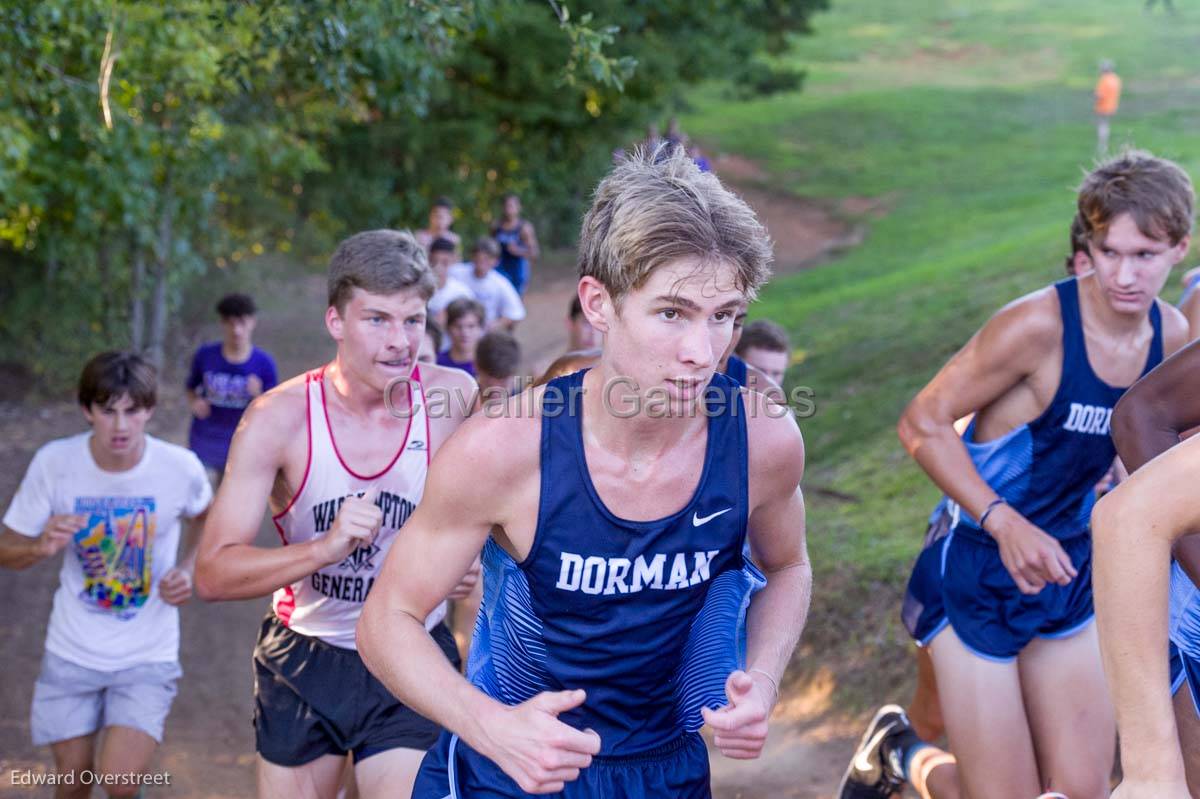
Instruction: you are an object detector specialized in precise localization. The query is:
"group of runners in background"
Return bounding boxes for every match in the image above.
[1,140,1198,799]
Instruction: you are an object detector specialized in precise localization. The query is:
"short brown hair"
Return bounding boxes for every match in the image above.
[78,351,157,410]
[578,144,772,304]
[736,319,790,355]
[327,230,436,311]
[476,331,521,379]
[472,236,500,258]
[1064,214,1089,275]
[445,297,485,329]
[1077,150,1195,247]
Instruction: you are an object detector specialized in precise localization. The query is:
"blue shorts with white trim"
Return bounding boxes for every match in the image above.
[904,529,1094,662]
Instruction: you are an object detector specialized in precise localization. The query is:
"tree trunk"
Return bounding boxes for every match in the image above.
[130,238,146,352]
[148,255,168,370]
[97,239,114,338]
[147,177,173,370]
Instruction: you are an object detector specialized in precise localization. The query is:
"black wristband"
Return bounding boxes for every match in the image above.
[978,497,1007,530]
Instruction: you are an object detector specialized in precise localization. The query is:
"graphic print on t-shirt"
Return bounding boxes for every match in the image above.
[73,496,156,619]
[202,371,256,409]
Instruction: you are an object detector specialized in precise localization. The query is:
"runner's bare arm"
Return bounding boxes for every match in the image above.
[1093,433,1200,792]
[899,293,1053,520]
[898,291,1077,593]
[195,389,342,600]
[0,517,80,570]
[745,398,809,692]
[359,410,601,793]
[358,413,501,728]
[1111,333,1200,585]
[521,221,541,261]
[703,398,808,760]
[175,506,209,574]
[160,507,208,606]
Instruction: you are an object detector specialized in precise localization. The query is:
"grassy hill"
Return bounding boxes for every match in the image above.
[683,0,1200,702]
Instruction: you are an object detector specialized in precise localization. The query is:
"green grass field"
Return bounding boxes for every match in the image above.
[683,0,1200,702]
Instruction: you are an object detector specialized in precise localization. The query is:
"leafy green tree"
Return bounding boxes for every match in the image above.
[0,0,826,388]
[307,0,829,245]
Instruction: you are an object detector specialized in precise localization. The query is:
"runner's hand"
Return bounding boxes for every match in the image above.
[477,689,601,794]
[190,396,212,420]
[159,568,194,605]
[317,487,382,566]
[247,374,264,397]
[448,555,481,600]
[1110,779,1190,799]
[987,505,1077,594]
[37,514,83,559]
[702,670,773,760]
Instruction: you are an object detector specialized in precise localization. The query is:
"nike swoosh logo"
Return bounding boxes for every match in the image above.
[692,508,733,527]
[853,726,890,773]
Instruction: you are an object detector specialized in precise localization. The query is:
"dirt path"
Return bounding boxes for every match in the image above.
[0,161,870,799]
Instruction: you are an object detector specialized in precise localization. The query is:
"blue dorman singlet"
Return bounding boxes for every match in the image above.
[466,370,765,754]
[946,277,1162,543]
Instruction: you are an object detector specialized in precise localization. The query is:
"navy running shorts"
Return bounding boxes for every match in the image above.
[902,513,952,647]
[904,528,1094,662]
[413,730,711,798]
[253,612,460,766]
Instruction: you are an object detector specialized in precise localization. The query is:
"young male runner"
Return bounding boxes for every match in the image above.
[195,230,479,799]
[0,352,211,797]
[492,193,541,295]
[186,293,278,485]
[839,150,1192,799]
[1095,337,1200,798]
[358,145,811,797]
[427,238,473,330]
[734,319,790,387]
[898,211,1101,770]
[1094,60,1122,155]
[449,237,527,331]
[414,198,461,256]
[437,298,486,377]
[474,330,523,396]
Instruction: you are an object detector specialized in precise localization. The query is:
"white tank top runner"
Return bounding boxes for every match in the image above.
[272,365,446,649]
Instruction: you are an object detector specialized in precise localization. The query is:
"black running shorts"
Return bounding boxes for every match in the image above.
[253,612,461,766]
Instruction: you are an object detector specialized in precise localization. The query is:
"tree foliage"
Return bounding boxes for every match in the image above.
[0,0,826,389]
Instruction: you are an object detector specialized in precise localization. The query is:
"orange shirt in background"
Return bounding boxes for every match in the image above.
[1095,73,1121,115]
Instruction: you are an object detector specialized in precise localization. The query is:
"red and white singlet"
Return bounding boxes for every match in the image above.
[271,365,446,649]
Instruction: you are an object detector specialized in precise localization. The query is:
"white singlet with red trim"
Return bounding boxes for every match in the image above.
[271,365,446,649]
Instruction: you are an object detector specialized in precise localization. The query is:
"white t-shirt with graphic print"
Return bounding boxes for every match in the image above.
[3,433,211,671]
